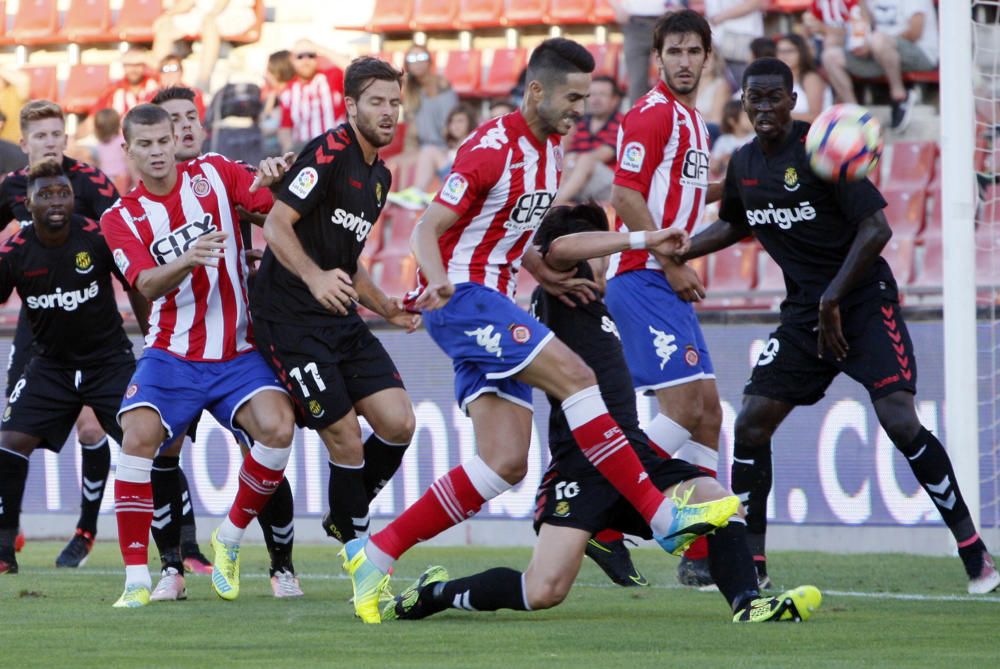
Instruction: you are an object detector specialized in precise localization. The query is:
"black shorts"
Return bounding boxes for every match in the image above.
[6,313,33,397]
[533,443,708,538]
[254,315,405,429]
[2,350,135,451]
[745,298,918,406]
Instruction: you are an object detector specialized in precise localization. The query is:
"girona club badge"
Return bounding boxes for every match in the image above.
[684,346,699,366]
[125,384,139,399]
[510,324,531,344]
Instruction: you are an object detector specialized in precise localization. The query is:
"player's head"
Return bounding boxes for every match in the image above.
[26,160,73,231]
[653,9,712,98]
[19,100,67,166]
[524,38,594,136]
[534,202,609,254]
[344,56,403,149]
[741,57,796,142]
[152,86,204,161]
[122,103,176,181]
[158,54,185,88]
[292,39,319,80]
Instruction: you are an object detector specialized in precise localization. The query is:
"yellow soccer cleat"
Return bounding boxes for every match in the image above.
[210,529,241,601]
[382,565,449,622]
[112,583,151,609]
[655,488,740,556]
[733,585,822,623]
[340,538,390,624]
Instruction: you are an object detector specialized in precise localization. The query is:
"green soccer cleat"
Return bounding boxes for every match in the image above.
[112,583,151,609]
[382,565,449,621]
[655,488,740,556]
[210,529,241,601]
[733,585,822,623]
[340,538,390,624]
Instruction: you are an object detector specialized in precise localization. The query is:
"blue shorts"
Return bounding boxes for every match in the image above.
[604,269,714,393]
[118,348,287,448]
[423,282,553,413]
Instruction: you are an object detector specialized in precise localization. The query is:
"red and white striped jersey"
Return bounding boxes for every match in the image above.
[810,0,857,26]
[279,68,346,146]
[608,80,710,278]
[425,110,561,300]
[101,154,273,361]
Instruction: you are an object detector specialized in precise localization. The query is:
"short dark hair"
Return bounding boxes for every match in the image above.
[750,36,777,59]
[150,85,197,106]
[122,103,172,143]
[653,9,712,54]
[344,56,403,101]
[27,159,67,190]
[525,38,595,88]
[534,202,609,255]
[742,57,794,93]
[591,74,622,97]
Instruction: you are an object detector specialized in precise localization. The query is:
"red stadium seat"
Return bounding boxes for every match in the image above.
[412,0,459,30]
[912,234,942,289]
[382,206,420,255]
[458,0,504,29]
[442,49,483,97]
[881,187,926,237]
[10,0,58,45]
[479,47,527,98]
[924,186,941,236]
[369,0,413,33]
[23,65,57,102]
[880,234,916,285]
[504,0,550,26]
[116,0,162,42]
[374,252,419,296]
[747,253,785,309]
[592,0,616,23]
[547,0,595,25]
[703,242,757,308]
[885,141,937,190]
[60,0,113,44]
[61,64,111,114]
[768,0,812,11]
[586,42,621,79]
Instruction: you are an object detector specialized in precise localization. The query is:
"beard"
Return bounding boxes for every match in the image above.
[355,113,394,148]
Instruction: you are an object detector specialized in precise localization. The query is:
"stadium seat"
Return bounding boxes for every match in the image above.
[412,0,459,30]
[116,0,162,42]
[374,252,419,296]
[911,233,942,290]
[927,154,941,191]
[880,234,916,285]
[61,64,111,114]
[458,0,504,29]
[504,0,550,26]
[768,0,812,11]
[10,0,58,45]
[547,0,595,25]
[586,42,621,80]
[369,0,414,33]
[885,141,937,190]
[703,242,757,308]
[59,0,113,44]
[382,206,420,255]
[479,47,527,98]
[23,65,57,102]
[881,187,926,237]
[924,186,941,236]
[747,253,785,310]
[442,49,483,97]
[592,0,616,23]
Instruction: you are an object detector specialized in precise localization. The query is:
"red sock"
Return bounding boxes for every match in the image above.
[115,479,153,566]
[594,529,624,543]
[684,536,709,560]
[227,455,283,529]
[371,464,485,559]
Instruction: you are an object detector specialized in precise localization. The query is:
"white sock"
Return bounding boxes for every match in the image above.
[125,564,151,589]
[116,453,152,483]
[249,443,291,470]
[674,440,719,473]
[645,414,691,457]
[365,538,394,573]
[649,497,677,537]
[216,517,243,545]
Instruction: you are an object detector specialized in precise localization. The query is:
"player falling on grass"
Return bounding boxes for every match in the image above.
[603,9,727,588]
[252,57,418,557]
[0,100,121,568]
[102,103,297,608]
[681,57,999,595]
[340,37,739,624]
[143,85,304,601]
[0,161,148,575]
[382,203,821,623]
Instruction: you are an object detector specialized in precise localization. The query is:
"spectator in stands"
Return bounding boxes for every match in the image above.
[145,55,207,119]
[0,111,27,174]
[277,39,346,153]
[821,0,938,131]
[89,109,131,194]
[750,36,777,60]
[705,0,767,82]
[151,0,258,91]
[489,99,516,119]
[92,48,160,119]
[610,1,686,105]
[776,33,833,123]
[696,49,733,143]
[401,44,458,153]
[709,99,753,177]
[553,75,624,206]
[261,50,295,157]
[0,68,28,144]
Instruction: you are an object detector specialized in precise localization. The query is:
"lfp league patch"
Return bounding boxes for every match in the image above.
[440,173,469,206]
[620,141,645,173]
[289,167,319,199]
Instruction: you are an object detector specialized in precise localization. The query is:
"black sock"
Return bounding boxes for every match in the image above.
[258,477,295,574]
[429,567,529,615]
[0,449,29,556]
[896,427,981,570]
[177,468,200,555]
[363,433,409,501]
[151,455,183,570]
[707,521,760,612]
[77,437,109,536]
[731,440,772,561]
[327,461,369,543]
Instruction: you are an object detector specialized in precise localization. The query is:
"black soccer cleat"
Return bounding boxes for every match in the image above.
[181,542,213,575]
[55,529,94,568]
[321,511,352,544]
[585,537,649,587]
[0,548,17,574]
[676,555,714,587]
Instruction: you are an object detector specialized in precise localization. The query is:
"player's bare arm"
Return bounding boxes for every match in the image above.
[680,216,752,261]
[133,231,228,301]
[126,288,151,336]
[262,199,358,315]
[544,229,690,272]
[817,209,892,361]
[411,202,460,311]
[248,152,296,197]
[523,245,599,306]
[705,180,724,204]
[352,262,420,332]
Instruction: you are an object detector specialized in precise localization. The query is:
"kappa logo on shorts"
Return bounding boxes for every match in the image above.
[308,399,325,418]
[509,324,531,344]
[465,325,503,358]
[125,384,138,399]
[191,175,212,198]
[684,345,699,367]
[648,326,677,370]
[74,251,93,274]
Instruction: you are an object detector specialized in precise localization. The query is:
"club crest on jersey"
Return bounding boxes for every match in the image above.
[509,324,531,344]
[505,191,554,232]
[375,182,383,205]
[150,214,217,264]
[125,384,138,399]
[784,167,800,192]
[620,142,645,173]
[74,251,93,274]
[680,149,710,188]
[308,399,325,418]
[289,167,319,199]
[441,173,468,206]
[554,501,570,517]
[191,175,212,198]
[684,345,699,367]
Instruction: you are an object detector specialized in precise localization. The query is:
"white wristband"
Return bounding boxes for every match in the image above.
[628,231,646,250]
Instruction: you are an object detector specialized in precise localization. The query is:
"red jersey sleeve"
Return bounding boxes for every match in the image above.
[612,102,673,197]
[432,130,504,217]
[101,205,157,288]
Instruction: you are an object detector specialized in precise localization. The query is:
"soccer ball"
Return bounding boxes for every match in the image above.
[805,103,884,182]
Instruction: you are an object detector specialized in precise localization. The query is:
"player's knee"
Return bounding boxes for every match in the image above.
[527,576,570,610]
[560,353,598,393]
[490,456,528,485]
[76,423,106,446]
[383,407,416,444]
[699,398,723,434]
[253,409,295,449]
[882,415,922,449]
[121,430,160,459]
[733,415,771,452]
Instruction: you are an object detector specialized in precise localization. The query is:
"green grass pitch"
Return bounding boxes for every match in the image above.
[2,542,999,668]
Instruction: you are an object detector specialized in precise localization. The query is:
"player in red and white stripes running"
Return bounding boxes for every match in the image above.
[340,38,739,624]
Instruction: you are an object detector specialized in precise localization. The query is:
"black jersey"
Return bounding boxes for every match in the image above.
[719,121,891,323]
[0,156,119,225]
[0,215,131,363]
[251,123,391,325]
[531,262,650,459]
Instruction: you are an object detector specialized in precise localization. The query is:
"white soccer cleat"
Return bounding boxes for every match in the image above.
[150,567,188,601]
[968,551,1000,595]
[270,568,304,598]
